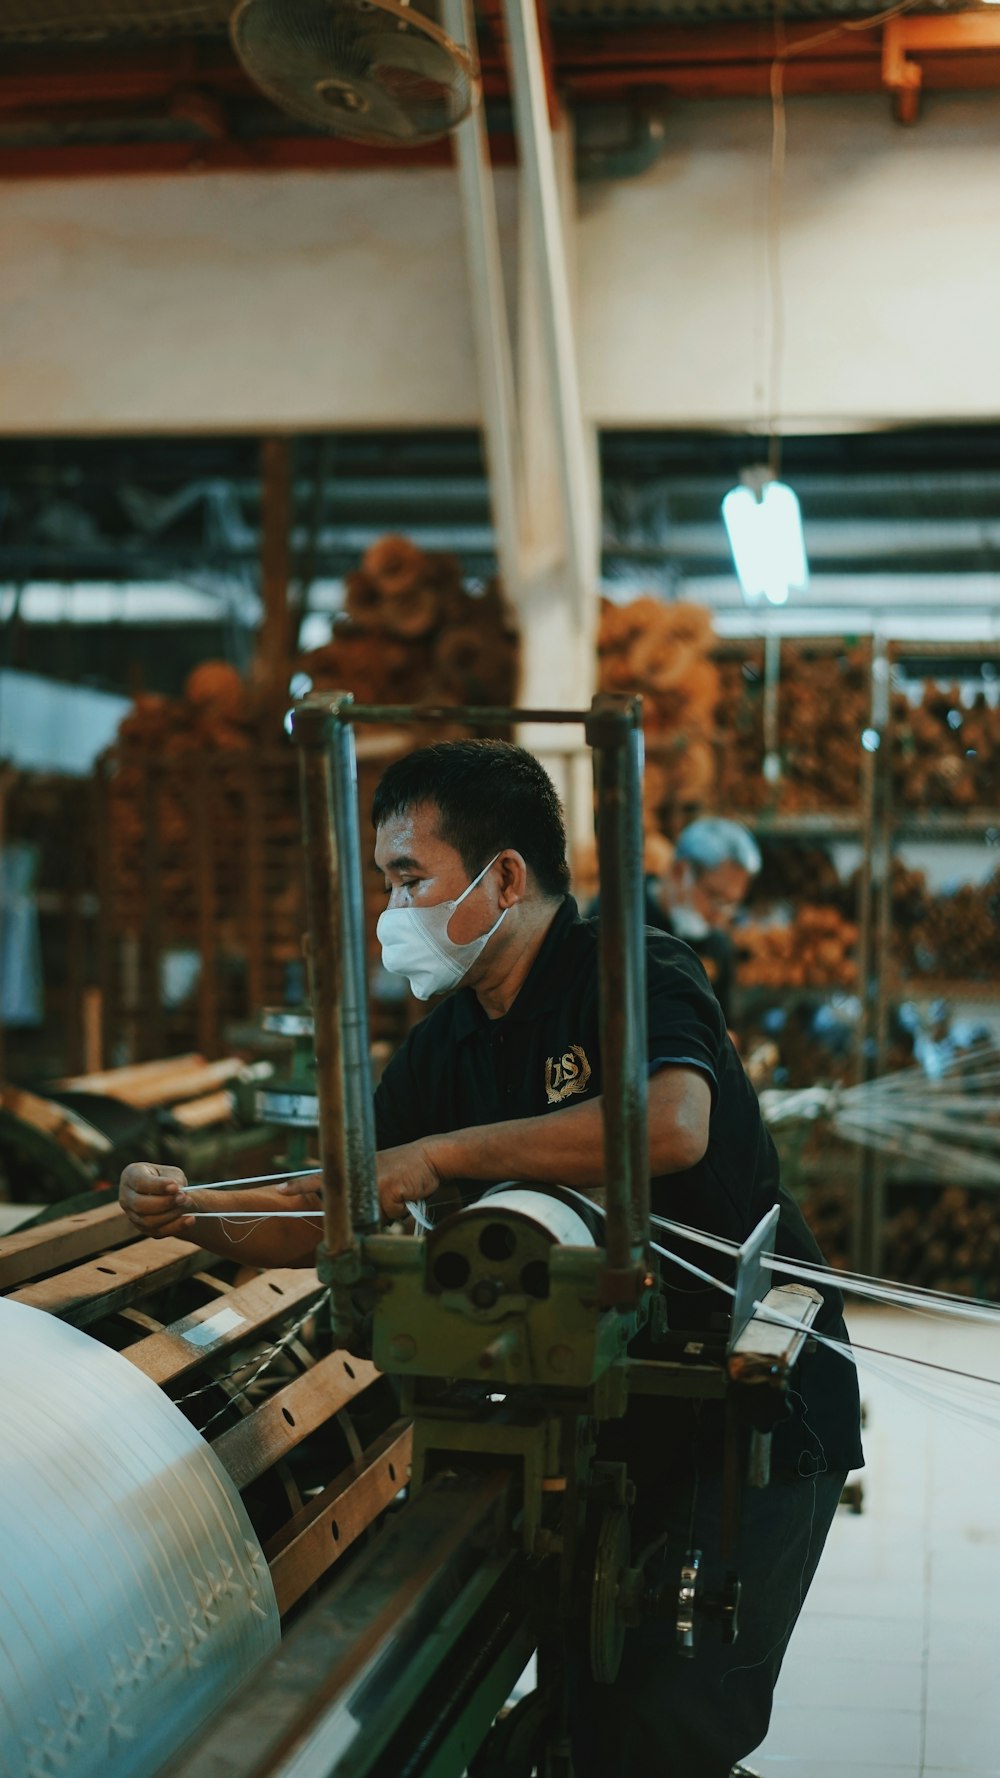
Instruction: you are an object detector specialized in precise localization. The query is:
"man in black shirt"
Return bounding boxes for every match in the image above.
[120,739,862,1778]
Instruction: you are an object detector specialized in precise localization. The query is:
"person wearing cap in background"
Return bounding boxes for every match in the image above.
[590,817,760,1025]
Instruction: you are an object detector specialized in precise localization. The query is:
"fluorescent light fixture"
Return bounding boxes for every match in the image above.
[722,476,809,605]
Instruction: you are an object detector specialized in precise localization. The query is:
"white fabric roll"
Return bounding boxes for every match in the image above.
[0,1297,280,1778]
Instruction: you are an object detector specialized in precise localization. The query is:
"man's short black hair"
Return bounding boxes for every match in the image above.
[372,739,571,900]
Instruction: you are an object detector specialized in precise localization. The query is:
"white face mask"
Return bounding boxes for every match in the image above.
[376,852,508,1001]
[669,863,711,941]
[670,904,711,942]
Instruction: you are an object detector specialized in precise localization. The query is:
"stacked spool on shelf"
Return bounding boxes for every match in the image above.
[883,1188,1000,1296]
[714,646,768,814]
[298,537,519,974]
[799,1180,855,1275]
[737,906,859,989]
[749,840,852,917]
[302,534,519,709]
[889,859,1000,982]
[597,598,721,814]
[106,541,521,943]
[104,662,261,942]
[101,537,521,1043]
[892,678,1000,809]
[776,643,870,812]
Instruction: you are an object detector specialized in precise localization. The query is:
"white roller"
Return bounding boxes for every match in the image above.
[479,1188,595,1249]
[0,1298,280,1778]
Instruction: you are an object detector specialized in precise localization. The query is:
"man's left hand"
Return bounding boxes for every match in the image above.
[376,1140,441,1222]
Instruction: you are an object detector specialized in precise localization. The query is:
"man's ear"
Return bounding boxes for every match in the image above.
[497,849,529,907]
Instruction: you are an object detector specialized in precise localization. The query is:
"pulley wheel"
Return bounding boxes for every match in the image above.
[589,1505,630,1683]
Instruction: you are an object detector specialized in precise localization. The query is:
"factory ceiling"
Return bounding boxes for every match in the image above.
[2,429,999,664]
[0,9,997,658]
[1,0,999,174]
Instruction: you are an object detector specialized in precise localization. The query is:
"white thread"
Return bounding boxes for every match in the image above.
[650,1213,1000,1328]
[188,1211,324,1220]
[651,1237,1000,1455]
[188,1168,320,1192]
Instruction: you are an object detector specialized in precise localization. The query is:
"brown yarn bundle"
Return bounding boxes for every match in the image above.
[737,905,859,989]
[597,598,721,820]
[892,680,1000,809]
[776,645,869,811]
[714,650,769,814]
[890,860,1000,981]
[102,540,521,970]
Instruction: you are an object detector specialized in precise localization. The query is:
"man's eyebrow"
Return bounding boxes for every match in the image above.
[379,853,423,875]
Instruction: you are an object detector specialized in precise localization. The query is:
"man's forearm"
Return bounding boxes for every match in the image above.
[423,1071,709,1192]
[183,1188,323,1267]
[427,1097,610,1190]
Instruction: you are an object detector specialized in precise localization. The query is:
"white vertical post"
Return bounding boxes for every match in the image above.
[440,0,524,600]
[442,0,600,859]
[500,0,597,620]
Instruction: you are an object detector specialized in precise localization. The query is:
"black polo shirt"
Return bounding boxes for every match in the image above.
[374,896,863,1478]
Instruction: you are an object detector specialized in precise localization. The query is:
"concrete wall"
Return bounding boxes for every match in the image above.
[578,94,1000,431]
[1,92,998,435]
[1,169,519,431]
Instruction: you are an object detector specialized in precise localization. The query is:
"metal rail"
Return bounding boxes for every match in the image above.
[292,697,379,1266]
[586,695,650,1298]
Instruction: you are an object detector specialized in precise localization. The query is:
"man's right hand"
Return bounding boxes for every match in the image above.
[119,1162,196,1240]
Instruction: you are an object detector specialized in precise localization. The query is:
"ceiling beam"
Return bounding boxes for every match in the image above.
[0,17,1000,179]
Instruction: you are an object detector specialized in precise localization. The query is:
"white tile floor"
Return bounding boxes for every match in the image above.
[753,1302,1000,1778]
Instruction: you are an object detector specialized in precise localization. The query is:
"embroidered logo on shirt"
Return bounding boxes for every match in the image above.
[544,1043,592,1105]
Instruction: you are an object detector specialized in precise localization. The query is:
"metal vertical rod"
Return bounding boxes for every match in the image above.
[194,758,218,1059]
[587,695,649,1299]
[65,790,85,1076]
[140,759,163,1061]
[0,767,11,1081]
[95,760,116,1069]
[293,699,379,1256]
[255,436,294,687]
[242,758,266,1018]
[763,630,781,783]
[865,634,893,1277]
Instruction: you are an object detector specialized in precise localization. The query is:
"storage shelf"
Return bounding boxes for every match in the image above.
[882,1165,1000,1189]
[892,810,1000,837]
[735,982,860,1004]
[749,812,863,838]
[888,977,1000,1003]
[888,640,1000,663]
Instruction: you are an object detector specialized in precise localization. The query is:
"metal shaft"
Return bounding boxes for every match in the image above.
[587,694,649,1298]
[293,697,379,1254]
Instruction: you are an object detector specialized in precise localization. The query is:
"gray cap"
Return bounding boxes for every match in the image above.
[674,817,761,876]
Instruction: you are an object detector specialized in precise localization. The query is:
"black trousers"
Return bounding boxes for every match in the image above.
[568,1461,846,1778]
